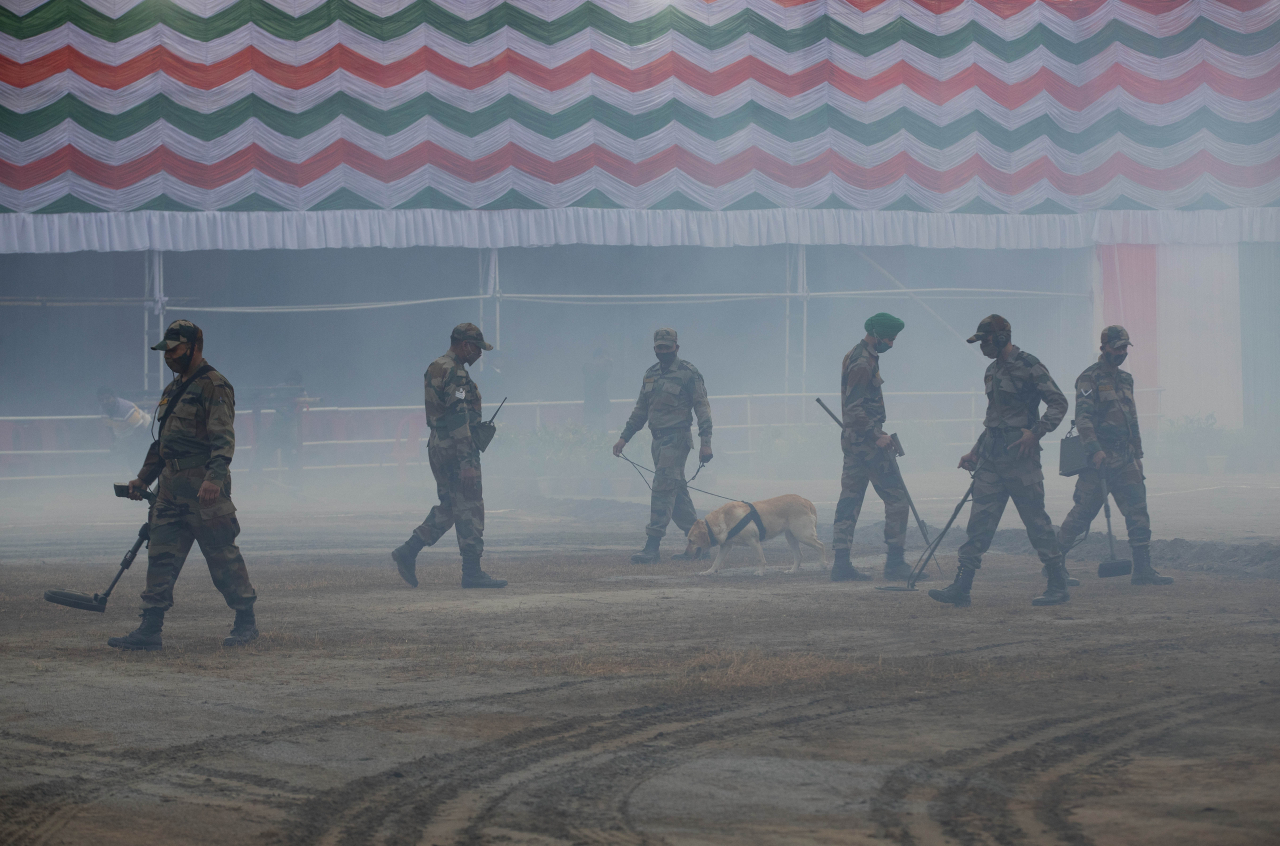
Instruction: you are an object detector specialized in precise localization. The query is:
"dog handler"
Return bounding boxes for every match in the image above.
[831,312,915,582]
[1057,325,1172,586]
[930,315,1071,608]
[392,323,507,589]
[614,328,714,563]
[111,320,258,651]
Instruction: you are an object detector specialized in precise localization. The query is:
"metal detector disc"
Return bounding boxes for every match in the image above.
[874,585,918,592]
[1097,559,1133,578]
[44,589,106,612]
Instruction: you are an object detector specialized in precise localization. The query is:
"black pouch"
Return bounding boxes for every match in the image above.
[473,421,497,453]
[1059,422,1088,477]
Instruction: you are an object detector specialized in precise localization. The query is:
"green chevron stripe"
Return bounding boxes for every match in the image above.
[1,1,1276,61]
[4,95,1275,153]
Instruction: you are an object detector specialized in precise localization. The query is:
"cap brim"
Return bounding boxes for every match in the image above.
[150,339,182,350]
[654,343,676,352]
[965,334,981,343]
[479,341,494,350]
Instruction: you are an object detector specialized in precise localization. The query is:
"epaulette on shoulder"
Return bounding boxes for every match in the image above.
[203,368,231,388]
[1016,350,1041,368]
[679,359,700,374]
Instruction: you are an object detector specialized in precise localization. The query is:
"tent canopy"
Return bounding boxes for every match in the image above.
[2,0,1278,251]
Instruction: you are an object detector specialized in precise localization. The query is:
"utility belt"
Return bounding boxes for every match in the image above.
[978,426,1031,456]
[649,424,692,439]
[163,453,211,472]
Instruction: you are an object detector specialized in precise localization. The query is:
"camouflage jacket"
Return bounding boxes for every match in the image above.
[424,349,482,459]
[977,346,1068,447]
[138,365,236,486]
[840,339,887,440]
[1074,356,1143,459]
[621,359,713,447]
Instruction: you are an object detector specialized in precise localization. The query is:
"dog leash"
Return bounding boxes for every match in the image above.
[617,453,739,502]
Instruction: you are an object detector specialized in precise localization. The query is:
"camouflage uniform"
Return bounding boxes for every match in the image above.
[1059,351,1151,552]
[413,348,485,558]
[833,339,909,553]
[620,355,713,539]
[957,345,1069,571]
[136,365,256,612]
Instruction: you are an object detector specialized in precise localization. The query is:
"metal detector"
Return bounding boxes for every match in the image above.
[876,473,977,592]
[1096,478,1132,578]
[43,485,154,613]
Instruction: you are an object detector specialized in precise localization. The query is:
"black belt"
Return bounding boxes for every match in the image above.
[650,425,691,438]
[164,453,210,472]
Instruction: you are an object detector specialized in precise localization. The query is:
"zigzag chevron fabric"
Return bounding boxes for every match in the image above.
[1,0,1277,219]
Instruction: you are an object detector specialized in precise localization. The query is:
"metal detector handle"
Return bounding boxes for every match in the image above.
[815,397,842,427]
[97,523,149,604]
[114,483,157,505]
[884,433,932,552]
[907,468,980,589]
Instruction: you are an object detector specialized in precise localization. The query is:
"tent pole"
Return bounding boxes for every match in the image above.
[143,255,150,391]
[800,245,808,424]
[784,246,791,424]
[492,249,501,350]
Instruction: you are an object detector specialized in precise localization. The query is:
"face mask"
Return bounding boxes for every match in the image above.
[656,351,677,367]
[873,339,892,354]
[166,347,193,373]
[1105,350,1128,367]
[979,338,1000,359]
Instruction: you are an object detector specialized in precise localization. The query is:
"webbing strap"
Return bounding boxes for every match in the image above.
[721,502,767,545]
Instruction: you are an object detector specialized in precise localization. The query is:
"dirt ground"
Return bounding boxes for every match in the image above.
[2,471,1279,846]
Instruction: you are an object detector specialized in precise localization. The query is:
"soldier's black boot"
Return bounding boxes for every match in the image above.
[1032,560,1071,606]
[461,555,507,589]
[107,608,164,651]
[631,535,661,564]
[1130,545,1173,585]
[223,607,259,647]
[1046,531,1080,586]
[392,533,426,587]
[928,566,974,607]
[883,546,913,581]
[830,548,873,582]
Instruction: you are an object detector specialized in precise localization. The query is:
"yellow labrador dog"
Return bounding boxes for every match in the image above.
[683,494,826,576]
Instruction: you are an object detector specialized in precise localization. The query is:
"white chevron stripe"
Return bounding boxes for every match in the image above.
[5,0,1276,39]
[5,20,1279,83]
[4,105,1272,172]
[5,161,1279,215]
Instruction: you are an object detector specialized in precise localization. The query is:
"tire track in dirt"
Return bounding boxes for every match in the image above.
[870,691,1267,846]
[0,679,596,846]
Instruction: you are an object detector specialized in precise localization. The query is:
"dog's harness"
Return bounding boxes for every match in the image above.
[710,502,767,546]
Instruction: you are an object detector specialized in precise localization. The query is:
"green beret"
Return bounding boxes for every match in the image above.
[865,312,905,339]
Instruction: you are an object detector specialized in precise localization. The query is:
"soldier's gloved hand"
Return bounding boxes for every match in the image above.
[197,481,220,507]
[1091,450,1106,468]
[612,438,627,457]
[126,478,148,501]
[699,445,713,464]
[958,452,978,472]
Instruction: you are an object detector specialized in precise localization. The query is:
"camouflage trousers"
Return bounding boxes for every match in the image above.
[646,429,698,539]
[957,435,1063,570]
[1059,455,1151,550]
[833,434,909,552]
[142,468,256,612]
[413,435,484,558]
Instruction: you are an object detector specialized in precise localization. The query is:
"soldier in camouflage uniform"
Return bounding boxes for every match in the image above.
[392,323,506,589]
[613,328,713,564]
[929,315,1072,608]
[1059,326,1172,586]
[109,320,258,651]
[831,312,918,583]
